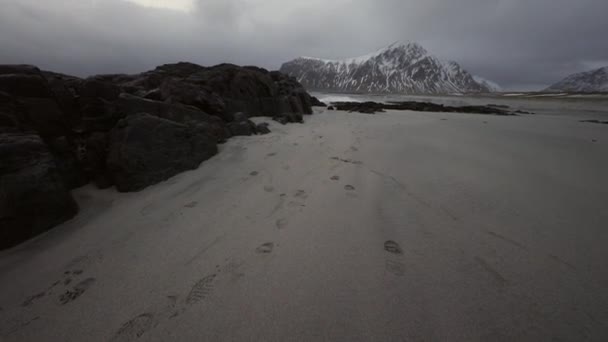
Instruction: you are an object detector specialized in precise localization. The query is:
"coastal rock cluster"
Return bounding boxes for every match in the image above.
[0,63,313,249]
[330,101,529,115]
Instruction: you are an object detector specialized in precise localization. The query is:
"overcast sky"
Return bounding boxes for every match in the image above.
[1,0,606,90]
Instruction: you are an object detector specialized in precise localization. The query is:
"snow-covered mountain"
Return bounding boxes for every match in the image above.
[545,66,608,93]
[473,76,502,92]
[280,42,496,94]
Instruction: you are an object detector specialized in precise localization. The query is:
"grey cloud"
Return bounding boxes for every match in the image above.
[0,0,606,90]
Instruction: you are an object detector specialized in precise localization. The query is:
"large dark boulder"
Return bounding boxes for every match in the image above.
[0,91,29,133]
[256,122,271,135]
[116,93,230,142]
[0,133,78,249]
[0,65,73,139]
[106,113,218,192]
[228,120,256,136]
[159,77,227,119]
[0,65,52,98]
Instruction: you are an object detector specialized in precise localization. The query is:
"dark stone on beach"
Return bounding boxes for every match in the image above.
[332,101,518,116]
[106,113,218,192]
[0,133,78,249]
[273,112,303,125]
[256,122,271,135]
[228,120,256,136]
[580,119,608,125]
[487,104,509,109]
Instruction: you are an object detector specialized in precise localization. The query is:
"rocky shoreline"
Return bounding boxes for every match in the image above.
[330,100,532,115]
[0,63,315,249]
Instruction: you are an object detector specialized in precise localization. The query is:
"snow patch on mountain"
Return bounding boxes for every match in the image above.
[546,67,608,93]
[473,76,502,92]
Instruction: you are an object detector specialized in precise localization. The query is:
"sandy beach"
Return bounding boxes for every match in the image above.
[1,104,607,341]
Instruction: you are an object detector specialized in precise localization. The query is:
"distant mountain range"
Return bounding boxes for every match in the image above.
[280,42,498,94]
[546,66,608,93]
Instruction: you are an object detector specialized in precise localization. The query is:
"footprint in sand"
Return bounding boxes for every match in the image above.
[59,278,96,305]
[264,186,275,193]
[186,274,217,305]
[22,292,46,307]
[110,313,156,342]
[384,240,403,255]
[330,176,340,181]
[294,190,308,199]
[344,185,356,191]
[267,152,277,157]
[250,171,259,176]
[256,242,274,254]
[184,201,198,208]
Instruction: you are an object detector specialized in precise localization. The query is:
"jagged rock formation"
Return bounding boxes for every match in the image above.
[0,62,313,249]
[280,42,496,94]
[546,66,608,93]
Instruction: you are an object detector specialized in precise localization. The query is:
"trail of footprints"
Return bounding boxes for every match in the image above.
[21,256,98,308]
[185,275,217,305]
[111,242,276,341]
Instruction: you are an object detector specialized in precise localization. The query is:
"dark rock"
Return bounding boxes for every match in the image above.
[47,136,88,189]
[332,101,518,116]
[0,65,53,98]
[487,104,509,109]
[327,106,335,110]
[228,120,256,136]
[106,113,218,192]
[0,65,42,76]
[273,116,288,125]
[79,78,121,101]
[0,91,29,133]
[116,94,230,142]
[142,88,162,101]
[580,119,608,125]
[256,122,271,135]
[78,96,121,133]
[0,66,73,139]
[232,112,249,122]
[159,77,227,119]
[0,133,78,249]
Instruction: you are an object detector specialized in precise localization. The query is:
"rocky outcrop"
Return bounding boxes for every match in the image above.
[106,114,218,192]
[331,101,521,115]
[0,62,313,249]
[0,133,78,249]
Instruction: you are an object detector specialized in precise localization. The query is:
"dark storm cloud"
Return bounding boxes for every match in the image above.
[0,0,606,90]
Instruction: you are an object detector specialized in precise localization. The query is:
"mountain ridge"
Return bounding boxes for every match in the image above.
[280,42,497,94]
[546,66,608,93]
